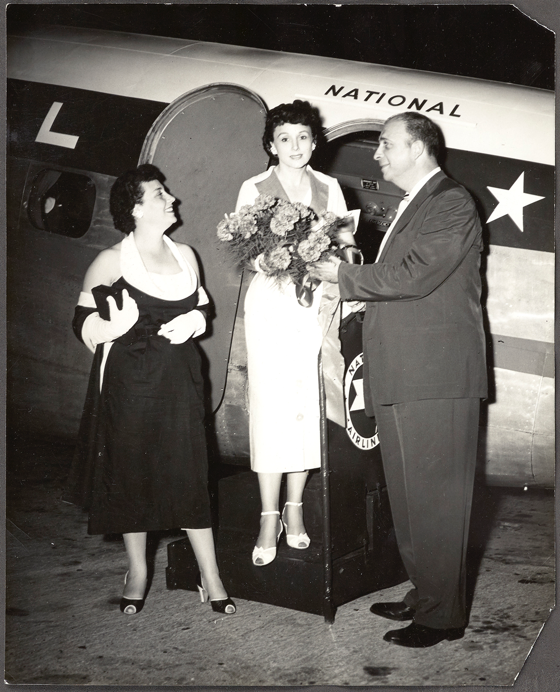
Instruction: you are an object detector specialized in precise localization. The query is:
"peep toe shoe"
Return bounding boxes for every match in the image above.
[252,511,283,566]
[196,573,236,614]
[120,571,146,615]
[282,502,311,549]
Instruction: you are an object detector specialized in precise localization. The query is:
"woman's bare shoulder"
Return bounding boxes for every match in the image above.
[174,242,200,275]
[82,241,123,291]
[93,242,122,271]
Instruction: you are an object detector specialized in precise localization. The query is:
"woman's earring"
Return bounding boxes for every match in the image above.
[132,207,144,219]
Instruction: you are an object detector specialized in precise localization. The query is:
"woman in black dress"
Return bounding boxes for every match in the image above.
[68,164,235,615]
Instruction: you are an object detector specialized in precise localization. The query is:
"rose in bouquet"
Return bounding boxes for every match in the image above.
[217,194,341,285]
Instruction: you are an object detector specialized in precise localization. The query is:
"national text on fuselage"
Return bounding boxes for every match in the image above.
[325,85,462,117]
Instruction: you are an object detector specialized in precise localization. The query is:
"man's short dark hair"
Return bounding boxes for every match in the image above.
[109,164,166,235]
[385,112,444,161]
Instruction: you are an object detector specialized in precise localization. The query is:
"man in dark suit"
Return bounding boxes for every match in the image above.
[310,112,487,648]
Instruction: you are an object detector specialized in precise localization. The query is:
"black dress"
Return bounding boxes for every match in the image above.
[65,270,212,536]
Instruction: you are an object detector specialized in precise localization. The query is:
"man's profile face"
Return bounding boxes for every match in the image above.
[374,119,416,190]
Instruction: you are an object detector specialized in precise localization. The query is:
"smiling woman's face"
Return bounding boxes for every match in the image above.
[134,179,176,229]
[270,122,315,170]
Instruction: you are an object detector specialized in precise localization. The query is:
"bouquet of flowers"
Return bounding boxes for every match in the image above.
[217,194,343,287]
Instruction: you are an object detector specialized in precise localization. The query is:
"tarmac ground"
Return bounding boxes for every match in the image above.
[5,436,556,687]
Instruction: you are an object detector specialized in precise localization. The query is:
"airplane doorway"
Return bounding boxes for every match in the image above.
[139,85,268,413]
[317,130,405,263]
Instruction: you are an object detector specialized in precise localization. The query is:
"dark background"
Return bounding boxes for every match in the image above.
[7,3,555,91]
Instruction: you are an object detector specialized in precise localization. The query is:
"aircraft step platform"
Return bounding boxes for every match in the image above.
[166,468,407,620]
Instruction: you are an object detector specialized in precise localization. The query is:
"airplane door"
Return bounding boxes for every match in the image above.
[139,85,268,412]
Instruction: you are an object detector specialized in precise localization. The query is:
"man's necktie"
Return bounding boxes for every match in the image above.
[396,193,410,218]
[375,193,410,262]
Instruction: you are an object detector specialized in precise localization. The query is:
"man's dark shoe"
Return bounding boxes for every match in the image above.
[383,623,465,648]
[369,601,415,621]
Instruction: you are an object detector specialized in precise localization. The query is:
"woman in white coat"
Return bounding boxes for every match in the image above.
[235,100,353,566]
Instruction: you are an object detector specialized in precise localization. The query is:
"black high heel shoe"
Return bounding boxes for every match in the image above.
[196,573,236,615]
[120,571,146,615]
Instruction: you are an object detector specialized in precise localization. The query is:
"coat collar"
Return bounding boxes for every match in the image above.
[254,166,329,215]
[378,170,448,262]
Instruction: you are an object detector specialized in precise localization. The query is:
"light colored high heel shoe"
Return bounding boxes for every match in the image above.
[282,502,311,549]
[252,511,283,566]
[196,573,236,614]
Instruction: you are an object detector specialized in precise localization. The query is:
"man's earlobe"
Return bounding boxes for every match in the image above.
[412,140,424,160]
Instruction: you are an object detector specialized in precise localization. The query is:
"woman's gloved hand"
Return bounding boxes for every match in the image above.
[80,288,139,352]
[104,289,140,339]
[158,310,206,344]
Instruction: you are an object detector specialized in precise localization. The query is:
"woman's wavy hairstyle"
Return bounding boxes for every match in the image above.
[109,164,166,234]
[263,100,324,159]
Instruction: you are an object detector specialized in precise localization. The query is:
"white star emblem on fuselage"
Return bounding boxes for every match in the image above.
[486,172,544,232]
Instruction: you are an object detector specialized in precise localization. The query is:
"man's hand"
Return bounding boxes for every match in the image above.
[309,256,342,283]
[346,300,366,313]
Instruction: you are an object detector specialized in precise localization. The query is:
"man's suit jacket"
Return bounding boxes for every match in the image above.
[339,170,487,412]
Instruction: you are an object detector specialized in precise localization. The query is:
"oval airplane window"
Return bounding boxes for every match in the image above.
[140,84,268,414]
[27,170,96,238]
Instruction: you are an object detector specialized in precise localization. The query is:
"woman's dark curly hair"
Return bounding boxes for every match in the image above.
[109,164,166,234]
[263,100,324,159]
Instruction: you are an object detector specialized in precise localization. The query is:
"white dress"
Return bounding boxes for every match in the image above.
[236,166,348,473]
